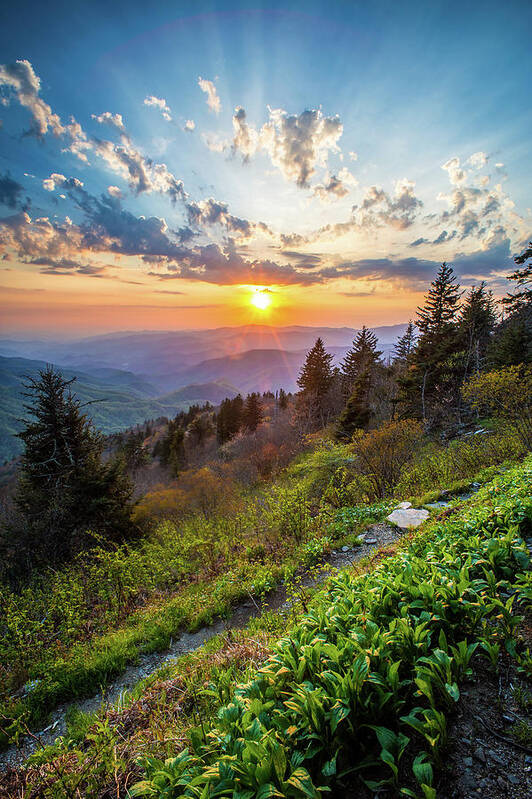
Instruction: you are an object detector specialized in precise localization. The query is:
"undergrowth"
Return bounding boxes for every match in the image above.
[130,459,532,798]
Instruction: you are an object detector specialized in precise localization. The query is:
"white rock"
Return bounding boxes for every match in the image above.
[386,508,430,529]
[394,501,412,509]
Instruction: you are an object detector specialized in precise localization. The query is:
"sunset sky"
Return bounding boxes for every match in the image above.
[0,0,530,336]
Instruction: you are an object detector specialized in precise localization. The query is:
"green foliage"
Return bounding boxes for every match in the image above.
[462,365,532,448]
[296,338,335,431]
[133,461,532,798]
[2,366,135,578]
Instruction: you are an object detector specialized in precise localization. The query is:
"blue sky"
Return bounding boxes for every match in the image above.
[0,0,530,334]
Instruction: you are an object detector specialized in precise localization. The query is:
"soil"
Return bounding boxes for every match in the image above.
[437,645,532,798]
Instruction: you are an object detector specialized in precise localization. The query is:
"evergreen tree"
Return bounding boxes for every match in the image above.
[13,366,134,568]
[458,282,496,378]
[340,326,382,398]
[393,321,417,364]
[501,241,532,314]
[216,395,244,444]
[488,307,532,367]
[296,338,334,430]
[187,412,214,448]
[399,263,463,426]
[335,369,372,440]
[243,392,263,432]
[489,243,532,367]
[277,387,288,410]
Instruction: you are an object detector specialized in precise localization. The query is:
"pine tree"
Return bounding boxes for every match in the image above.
[277,388,288,410]
[13,366,134,568]
[296,338,334,430]
[335,369,372,440]
[340,326,383,398]
[458,282,496,378]
[393,321,417,364]
[243,392,263,432]
[216,395,243,444]
[399,263,463,426]
[489,243,532,366]
[501,242,532,314]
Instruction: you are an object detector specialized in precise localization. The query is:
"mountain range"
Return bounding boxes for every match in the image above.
[0,324,407,460]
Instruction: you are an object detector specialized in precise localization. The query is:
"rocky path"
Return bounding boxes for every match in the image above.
[0,519,408,771]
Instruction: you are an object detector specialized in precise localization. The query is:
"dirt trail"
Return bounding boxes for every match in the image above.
[0,521,407,770]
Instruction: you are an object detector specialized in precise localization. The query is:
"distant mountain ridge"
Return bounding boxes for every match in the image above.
[0,355,238,461]
[0,324,407,392]
[0,325,408,460]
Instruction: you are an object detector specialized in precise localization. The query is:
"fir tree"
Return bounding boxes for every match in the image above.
[393,321,417,364]
[243,392,263,432]
[489,243,532,366]
[458,282,496,378]
[216,395,244,444]
[399,263,463,425]
[277,388,288,410]
[340,326,382,398]
[335,369,372,440]
[13,366,134,568]
[187,412,214,448]
[296,338,334,430]
[501,241,532,314]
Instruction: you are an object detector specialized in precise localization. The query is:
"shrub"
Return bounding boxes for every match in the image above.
[350,419,424,498]
[462,365,532,449]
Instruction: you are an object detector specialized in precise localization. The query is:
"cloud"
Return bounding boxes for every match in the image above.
[42,173,83,192]
[313,167,357,202]
[91,137,185,199]
[198,77,221,113]
[0,59,64,136]
[184,119,195,131]
[107,185,122,198]
[231,106,259,161]
[232,106,343,188]
[0,171,29,210]
[144,96,172,122]
[29,255,107,277]
[184,197,272,240]
[92,111,127,132]
[355,179,423,229]
[202,132,227,152]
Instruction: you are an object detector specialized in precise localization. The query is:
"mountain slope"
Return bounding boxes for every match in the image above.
[0,356,237,461]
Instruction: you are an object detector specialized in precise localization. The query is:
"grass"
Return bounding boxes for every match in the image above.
[129,458,532,799]
[2,457,531,798]
[0,424,525,751]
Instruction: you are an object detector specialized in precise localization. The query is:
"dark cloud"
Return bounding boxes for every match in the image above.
[30,256,107,277]
[0,172,29,211]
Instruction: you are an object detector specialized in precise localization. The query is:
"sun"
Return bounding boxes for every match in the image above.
[250,289,272,310]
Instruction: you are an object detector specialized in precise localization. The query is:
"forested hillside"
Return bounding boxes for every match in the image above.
[0,250,531,798]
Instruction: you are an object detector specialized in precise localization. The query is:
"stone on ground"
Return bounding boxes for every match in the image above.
[394,501,412,509]
[386,507,429,529]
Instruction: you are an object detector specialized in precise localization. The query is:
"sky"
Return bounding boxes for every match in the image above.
[0,0,530,337]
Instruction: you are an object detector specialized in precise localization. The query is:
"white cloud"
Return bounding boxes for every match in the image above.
[184,119,195,131]
[0,59,64,136]
[198,77,221,114]
[92,111,126,132]
[107,185,122,198]
[467,151,488,169]
[144,96,172,122]
[230,105,344,188]
[43,173,83,192]
[313,168,357,203]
